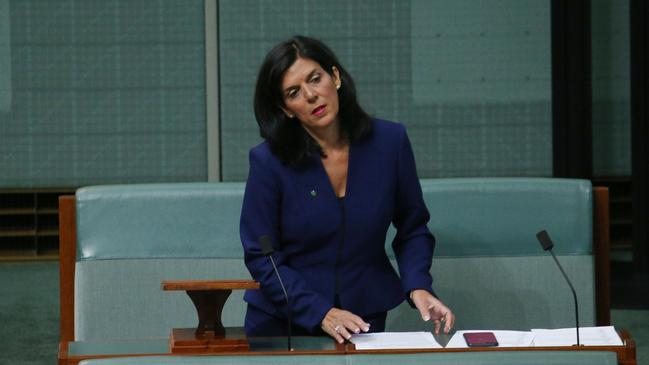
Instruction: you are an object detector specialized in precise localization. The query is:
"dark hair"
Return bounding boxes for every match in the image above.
[254,35,372,167]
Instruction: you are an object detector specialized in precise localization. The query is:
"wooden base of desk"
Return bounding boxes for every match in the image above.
[169,328,250,353]
[162,279,259,354]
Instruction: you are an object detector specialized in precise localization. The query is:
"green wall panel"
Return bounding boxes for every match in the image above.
[0,1,207,188]
[219,0,552,181]
[0,0,9,112]
[592,0,631,176]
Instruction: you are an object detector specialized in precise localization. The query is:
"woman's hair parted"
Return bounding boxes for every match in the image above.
[253,35,372,167]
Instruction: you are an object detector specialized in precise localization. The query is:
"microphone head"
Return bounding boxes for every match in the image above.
[536,230,554,251]
[259,235,274,256]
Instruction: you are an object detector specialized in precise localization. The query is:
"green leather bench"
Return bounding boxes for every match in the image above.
[58,178,612,364]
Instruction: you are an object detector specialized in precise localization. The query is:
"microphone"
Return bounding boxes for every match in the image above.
[259,235,292,351]
[536,230,581,346]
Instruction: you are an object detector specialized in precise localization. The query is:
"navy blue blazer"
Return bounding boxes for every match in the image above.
[240,119,436,333]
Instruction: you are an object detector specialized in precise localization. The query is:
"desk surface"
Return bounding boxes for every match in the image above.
[59,331,636,365]
[67,336,338,357]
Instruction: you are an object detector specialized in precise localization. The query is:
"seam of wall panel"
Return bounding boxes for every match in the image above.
[205,0,220,181]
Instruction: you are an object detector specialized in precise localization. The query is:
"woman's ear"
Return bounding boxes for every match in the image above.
[332,66,341,90]
[280,106,294,119]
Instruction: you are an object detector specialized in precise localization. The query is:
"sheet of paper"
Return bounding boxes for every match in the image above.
[446,330,535,348]
[350,331,442,350]
[531,326,623,346]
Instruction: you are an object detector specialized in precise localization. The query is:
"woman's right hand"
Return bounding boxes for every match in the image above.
[320,307,371,343]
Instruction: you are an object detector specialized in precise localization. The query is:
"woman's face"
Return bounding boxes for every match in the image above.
[280,57,341,134]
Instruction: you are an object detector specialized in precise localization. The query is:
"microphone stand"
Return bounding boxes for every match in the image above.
[259,235,293,351]
[536,230,581,346]
[267,254,292,351]
[548,249,580,346]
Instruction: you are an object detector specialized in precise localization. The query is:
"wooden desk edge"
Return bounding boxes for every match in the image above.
[346,344,631,354]
[58,345,635,365]
[346,330,635,365]
[161,280,260,291]
[59,345,345,365]
[58,331,636,365]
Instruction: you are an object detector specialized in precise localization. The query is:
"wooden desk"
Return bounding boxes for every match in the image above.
[345,330,636,365]
[58,335,344,365]
[58,330,636,365]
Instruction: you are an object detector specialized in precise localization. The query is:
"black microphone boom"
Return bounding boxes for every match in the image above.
[259,235,292,351]
[536,230,580,346]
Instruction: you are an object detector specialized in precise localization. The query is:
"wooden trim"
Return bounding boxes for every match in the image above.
[618,330,637,365]
[162,280,260,291]
[59,195,76,344]
[58,341,69,365]
[594,187,611,325]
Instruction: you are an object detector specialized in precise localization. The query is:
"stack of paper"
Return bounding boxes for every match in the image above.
[531,326,623,346]
[350,327,623,350]
[350,331,442,350]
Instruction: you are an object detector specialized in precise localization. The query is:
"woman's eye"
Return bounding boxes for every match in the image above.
[287,90,298,99]
[310,74,321,83]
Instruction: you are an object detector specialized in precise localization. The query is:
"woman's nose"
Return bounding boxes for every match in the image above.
[304,86,317,102]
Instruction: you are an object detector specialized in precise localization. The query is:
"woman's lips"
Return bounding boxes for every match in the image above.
[312,105,326,116]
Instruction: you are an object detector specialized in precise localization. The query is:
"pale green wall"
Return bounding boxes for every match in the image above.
[0,1,207,187]
[219,0,552,181]
[0,0,629,187]
[592,0,631,176]
[0,0,9,113]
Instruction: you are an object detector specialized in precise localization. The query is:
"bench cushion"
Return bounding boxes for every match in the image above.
[76,183,245,260]
[408,178,592,256]
[75,178,591,260]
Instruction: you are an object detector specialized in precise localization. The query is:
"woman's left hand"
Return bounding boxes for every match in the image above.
[410,289,455,334]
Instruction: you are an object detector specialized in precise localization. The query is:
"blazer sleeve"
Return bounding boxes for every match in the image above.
[391,124,437,297]
[240,148,333,332]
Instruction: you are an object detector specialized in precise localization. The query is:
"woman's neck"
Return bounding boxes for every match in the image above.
[303,121,347,154]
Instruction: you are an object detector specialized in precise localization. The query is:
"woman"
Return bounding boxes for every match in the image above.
[240,35,454,343]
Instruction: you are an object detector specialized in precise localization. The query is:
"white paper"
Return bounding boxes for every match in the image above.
[446,330,535,348]
[350,331,442,350]
[531,326,623,347]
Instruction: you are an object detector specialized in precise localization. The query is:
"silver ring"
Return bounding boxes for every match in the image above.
[334,325,341,333]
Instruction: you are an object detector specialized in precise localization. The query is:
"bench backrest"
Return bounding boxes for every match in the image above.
[70,178,597,341]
